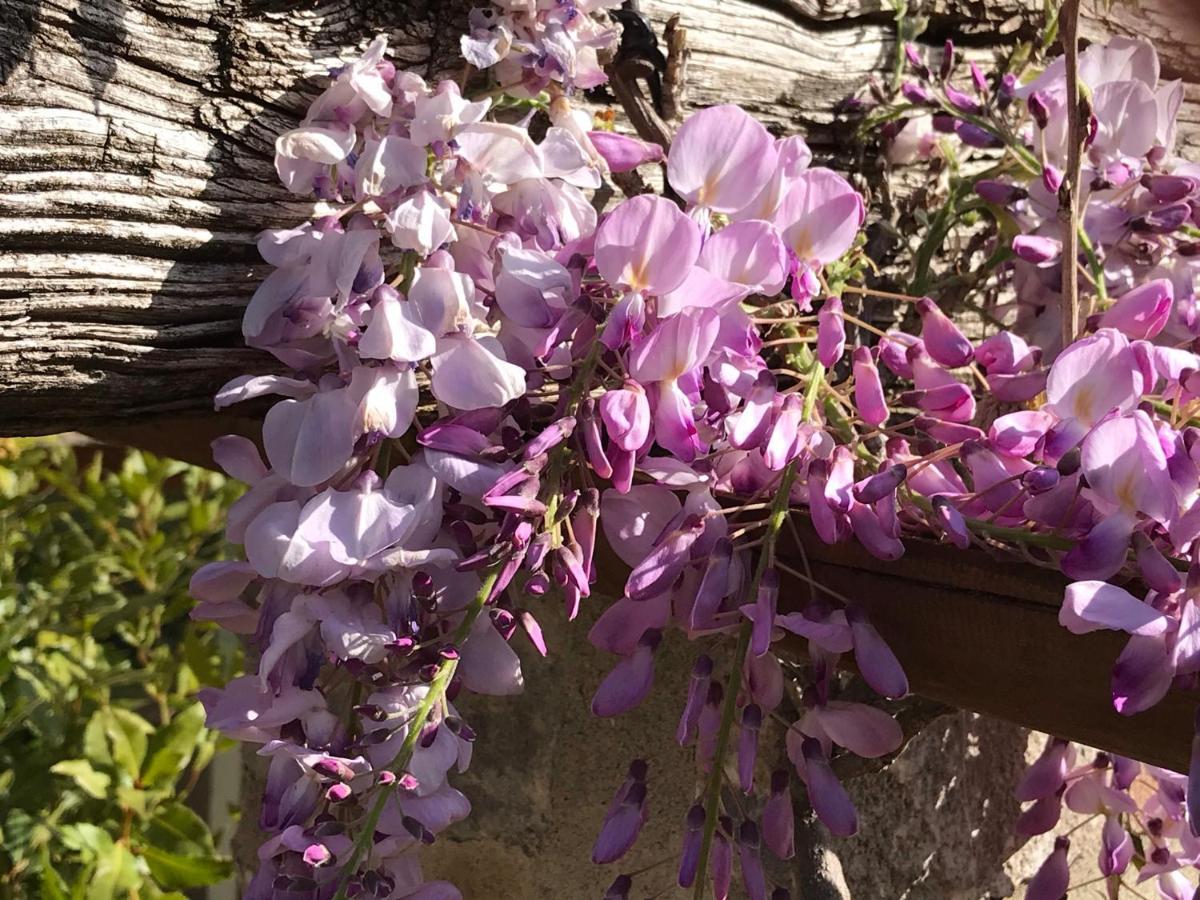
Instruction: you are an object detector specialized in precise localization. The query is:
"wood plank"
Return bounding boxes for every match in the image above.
[779,516,1197,773]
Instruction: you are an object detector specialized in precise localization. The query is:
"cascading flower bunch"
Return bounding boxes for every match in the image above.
[192,10,1200,899]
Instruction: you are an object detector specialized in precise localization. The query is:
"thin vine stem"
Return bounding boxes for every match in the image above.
[1060,0,1084,344]
[331,566,501,899]
[691,361,818,899]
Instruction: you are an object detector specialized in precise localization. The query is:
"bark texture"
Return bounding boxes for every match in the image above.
[1,0,1198,436]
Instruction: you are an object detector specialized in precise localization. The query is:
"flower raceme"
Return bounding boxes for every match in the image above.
[195,18,1200,900]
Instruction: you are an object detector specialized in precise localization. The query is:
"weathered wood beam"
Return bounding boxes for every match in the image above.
[2,0,1199,438]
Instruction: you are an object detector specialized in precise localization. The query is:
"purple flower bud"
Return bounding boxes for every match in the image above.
[945,83,981,114]
[998,73,1016,108]
[974,179,1026,205]
[762,771,794,859]
[611,447,635,494]
[523,416,575,460]
[1134,201,1191,234]
[326,782,352,802]
[592,629,661,717]
[904,43,929,78]
[846,605,909,698]
[588,130,665,173]
[697,682,724,768]
[853,463,907,504]
[691,539,733,631]
[603,874,633,900]
[417,421,503,459]
[1012,234,1062,264]
[312,757,357,782]
[750,570,779,657]
[1145,174,1199,203]
[738,705,763,793]
[1027,91,1050,129]
[970,62,988,94]
[915,298,972,367]
[737,821,768,900]
[730,370,777,451]
[678,804,706,887]
[939,39,955,80]
[817,296,846,367]
[678,655,714,745]
[1188,708,1200,836]
[711,823,733,900]
[625,515,705,601]
[1133,532,1182,595]
[901,81,934,105]
[592,780,648,864]
[954,120,1002,148]
[1041,164,1063,194]
[931,113,958,133]
[799,738,858,836]
[1026,837,1070,900]
[931,495,970,549]
[303,843,332,867]
[580,400,613,479]
[1021,466,1060,495]
[852,347,889,428]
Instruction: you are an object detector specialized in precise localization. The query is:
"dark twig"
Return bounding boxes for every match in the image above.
[1058,0,1085,345]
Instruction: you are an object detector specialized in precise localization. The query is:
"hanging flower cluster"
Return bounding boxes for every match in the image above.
[875,33,1200,897]
[193,10,1200,899]
[460,0,622,96]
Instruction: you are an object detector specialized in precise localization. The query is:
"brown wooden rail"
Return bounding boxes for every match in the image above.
[777,516,1196,774]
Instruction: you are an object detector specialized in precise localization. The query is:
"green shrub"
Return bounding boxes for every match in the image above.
[0,439,243,898]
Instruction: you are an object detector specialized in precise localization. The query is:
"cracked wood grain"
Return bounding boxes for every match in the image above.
[0,0,1197,442]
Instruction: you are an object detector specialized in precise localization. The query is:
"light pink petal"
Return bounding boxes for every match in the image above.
[697,220,789,295]
[1045,328,1142,427]
[262,390,357,487]
[458,613,524,696]
[429,336,526,410]
[1060,580,1172,636]
[803,701,903,758]
[1112,632,1174,715]
[667,105,778,213]
[600,486,682,568]
[628,307,720,384]
[359,292,436,362]
[211,435,269,483]
[773,168,864,264]
[594,194,702,295]
[1081,411,1175,520]
[354,135,427,198]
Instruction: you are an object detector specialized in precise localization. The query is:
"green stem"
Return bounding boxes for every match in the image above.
[332,567,500,898]
[691,452,801,900]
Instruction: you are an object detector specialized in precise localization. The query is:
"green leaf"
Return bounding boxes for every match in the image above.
[141,846,231,890]
[102,707,152,779]
[142,802,217,855]
[50,759,112,800]
[142,701,206,789]
[59,823,112,856]
[39,846,71,900]
[139,801,229,889]
[82,711,112,766]
[87,842,138,900]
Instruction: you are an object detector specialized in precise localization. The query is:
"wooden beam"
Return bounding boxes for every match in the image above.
[778,516,1197,773]
[4,0,1199,441]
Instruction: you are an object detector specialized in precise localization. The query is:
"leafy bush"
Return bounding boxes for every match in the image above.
[0,439,242,898]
